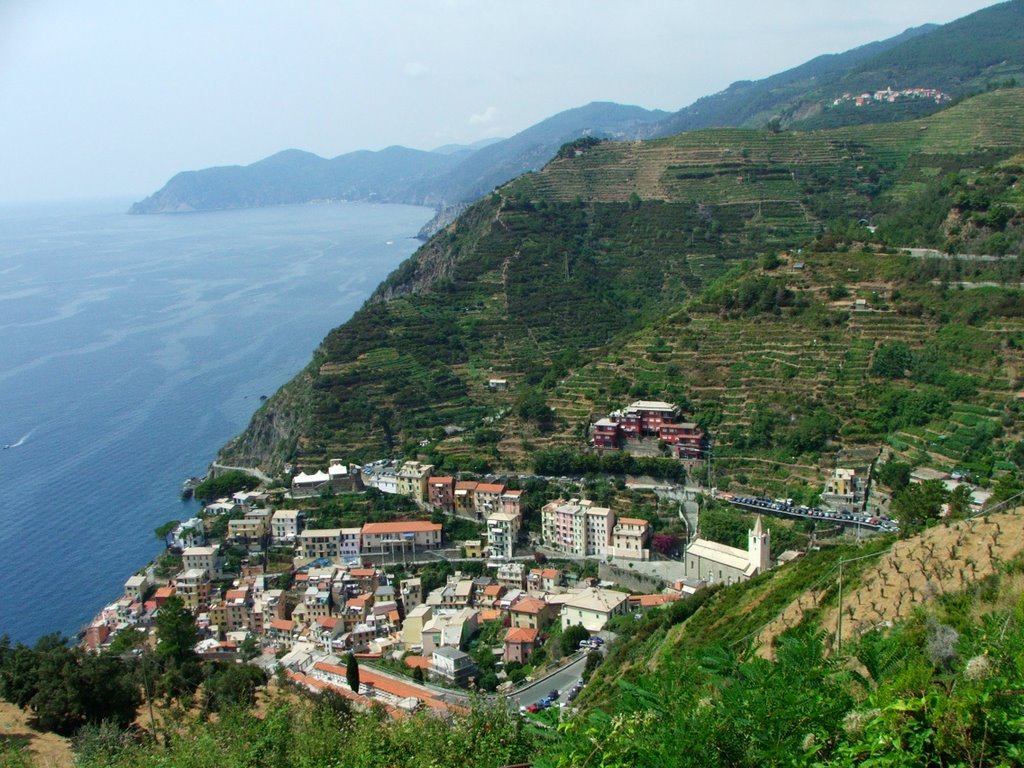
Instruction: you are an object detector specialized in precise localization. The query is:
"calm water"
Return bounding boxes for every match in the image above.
[0,199,432,643]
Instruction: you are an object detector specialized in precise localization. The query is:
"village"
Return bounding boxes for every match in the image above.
[82,399,989,718]
[831,85,951,108]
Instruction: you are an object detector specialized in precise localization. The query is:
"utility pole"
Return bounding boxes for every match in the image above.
[836,558,844,655]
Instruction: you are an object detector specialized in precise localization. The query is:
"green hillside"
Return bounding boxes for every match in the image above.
[220,90,1024,488]
[653,0,1024,135]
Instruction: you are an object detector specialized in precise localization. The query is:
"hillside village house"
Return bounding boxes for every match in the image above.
[592,400,707,461]
[609,517,651,561]
[541,498,614,557]
[473,483,505,518]
[402,603,432,648]
[227,508,272,541]
[400,577,423,612]
[560,587,630,632]
[175,568,212,610]
[496,562,526,590]
[166,517,205,549]
[271,509,305,542]
[486,510,519,561]
[685,516,772,584]
[503,626,539,664]
[297,529,345,560]
[397,461,434,501]
[430,646,477,687]
[123,574,148,601]
[454,480,478,515]
[510,596,557,630]
[361,521,442,557]
[181,546,222,579]
[427,476,456,512]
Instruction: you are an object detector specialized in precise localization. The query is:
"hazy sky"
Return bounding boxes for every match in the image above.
[0,0,999,202]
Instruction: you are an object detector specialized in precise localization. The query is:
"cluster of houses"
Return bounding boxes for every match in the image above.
[540,498,652,561]
[87,520,686,713]
[591,400,707,465]
[832,86,950,108]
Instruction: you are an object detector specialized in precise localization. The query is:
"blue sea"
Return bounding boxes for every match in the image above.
[0,199,432,643]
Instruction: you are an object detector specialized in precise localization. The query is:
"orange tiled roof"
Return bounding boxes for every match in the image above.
[404,655,432,669]
[270,619,294,631]
[483,584,504,596]
[617,517,649,527]
[630,593,678,607]
[475,483,505,493]
[347,593,372,609]
[511,597,547,614]
[505,627,539,644]
[478,609,503,622]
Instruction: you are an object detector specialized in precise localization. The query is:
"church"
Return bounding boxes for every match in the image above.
[683,515,772,584]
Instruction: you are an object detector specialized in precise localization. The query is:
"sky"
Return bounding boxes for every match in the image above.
[0,0,1000,203]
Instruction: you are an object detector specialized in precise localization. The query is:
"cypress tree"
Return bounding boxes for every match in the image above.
[346,653,360,693]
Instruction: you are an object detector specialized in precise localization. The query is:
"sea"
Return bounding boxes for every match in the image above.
[0,199,433,644]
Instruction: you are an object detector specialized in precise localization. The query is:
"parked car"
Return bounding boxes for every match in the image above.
[548,688,559,700]
[526,704,540,713]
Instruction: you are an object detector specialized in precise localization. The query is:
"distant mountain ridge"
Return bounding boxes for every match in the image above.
[128,102,668,214]
[130,1,1024,215]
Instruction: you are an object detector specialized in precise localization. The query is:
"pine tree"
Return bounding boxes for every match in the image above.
[346,653,360,693]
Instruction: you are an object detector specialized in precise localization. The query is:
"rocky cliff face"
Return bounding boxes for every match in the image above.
[216,370,313,473]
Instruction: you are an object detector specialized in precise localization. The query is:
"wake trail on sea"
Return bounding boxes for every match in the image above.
[7,428,36,448]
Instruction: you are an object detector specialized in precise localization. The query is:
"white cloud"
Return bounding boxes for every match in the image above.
[403,61,427,77]
[469,106,498,125]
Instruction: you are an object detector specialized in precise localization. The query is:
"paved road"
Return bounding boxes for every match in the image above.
[511,653,587,708]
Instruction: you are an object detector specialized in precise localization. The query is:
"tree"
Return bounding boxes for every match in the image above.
[204,663,267,712]
[877,459,912,492]
[154,519,180,545]
[947,484,972,518]
[346,653,360,693]
[892,479,947,534]
[871,342,914,378]
[411,665,425,684]
[155,595,199,666]
[652,532,679,556]
[0,635,140,736]
[561,625,591,655]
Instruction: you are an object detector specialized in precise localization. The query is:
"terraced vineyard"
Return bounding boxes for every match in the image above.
[219,90,1024,480]
[552,248,1024,495]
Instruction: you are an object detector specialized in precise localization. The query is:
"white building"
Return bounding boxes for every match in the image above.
[486,510,519,561]
[181,546,221,579]
[272,509,305,542]
[684,516,771,585]
[559,587,630,632]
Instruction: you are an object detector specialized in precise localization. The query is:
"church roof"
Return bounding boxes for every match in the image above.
[685,538,751,572]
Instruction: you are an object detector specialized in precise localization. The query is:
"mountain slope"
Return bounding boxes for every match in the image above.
[217,90,1024,475]
[651,0,1024,134]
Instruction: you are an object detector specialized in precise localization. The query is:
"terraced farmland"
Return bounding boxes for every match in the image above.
[219,90,1024,476]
